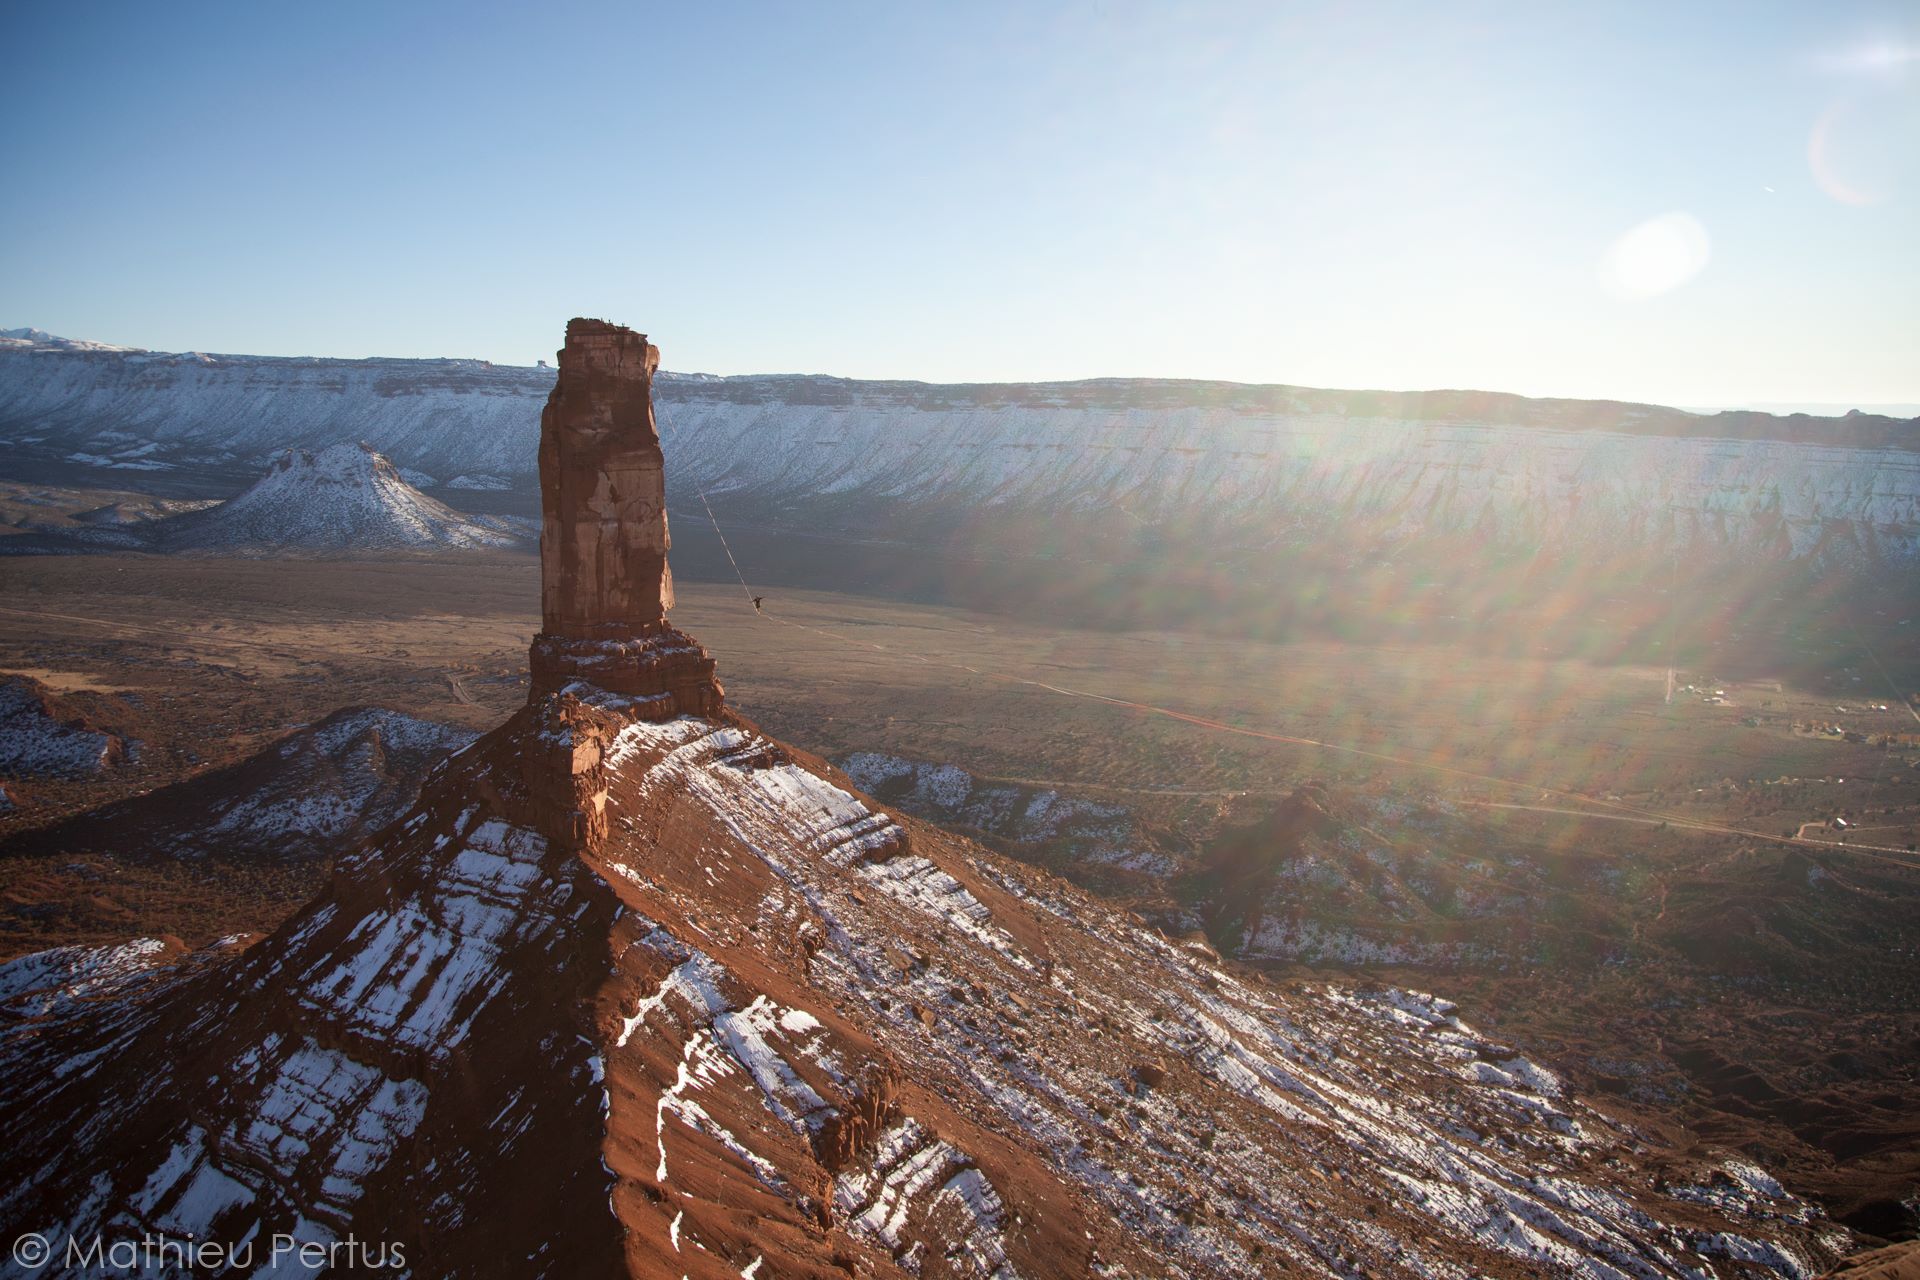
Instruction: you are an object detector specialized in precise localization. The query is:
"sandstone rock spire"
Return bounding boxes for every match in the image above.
[538,318,672,633]
[527,318,721,717]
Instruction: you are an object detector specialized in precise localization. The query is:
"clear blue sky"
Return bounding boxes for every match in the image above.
[2,1,1915,408]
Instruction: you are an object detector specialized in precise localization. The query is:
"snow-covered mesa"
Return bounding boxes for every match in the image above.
[2,330,1916,563]
[157,442,525,552]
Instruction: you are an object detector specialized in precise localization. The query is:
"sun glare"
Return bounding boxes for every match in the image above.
[1596,211,1711,300]
[1817,38,1920,78]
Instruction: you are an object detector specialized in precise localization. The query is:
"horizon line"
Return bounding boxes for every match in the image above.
[7,326,1918,423]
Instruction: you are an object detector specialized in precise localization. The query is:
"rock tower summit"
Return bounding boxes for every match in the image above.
[527,318,722,715]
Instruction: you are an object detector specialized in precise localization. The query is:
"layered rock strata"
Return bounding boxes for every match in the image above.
[528,318,721,715]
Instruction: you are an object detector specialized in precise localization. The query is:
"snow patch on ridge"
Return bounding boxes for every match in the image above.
[0,938,173,1019]
[0,679,120,779]
[300,818,553,1054]
[610,720,1027,964]
[834,1117,1020,1279]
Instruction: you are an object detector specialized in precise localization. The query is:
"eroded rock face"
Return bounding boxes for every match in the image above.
[528,318,721,715]
[539,319,671,633]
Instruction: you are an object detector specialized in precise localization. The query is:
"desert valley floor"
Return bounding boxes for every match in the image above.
[2,552,1917,1256]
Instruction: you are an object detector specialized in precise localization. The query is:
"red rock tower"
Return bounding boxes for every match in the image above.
[527,318,722,715]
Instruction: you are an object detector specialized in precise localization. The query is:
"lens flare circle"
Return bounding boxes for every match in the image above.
[1808,97,1880,206]
[1597,212,1711,300]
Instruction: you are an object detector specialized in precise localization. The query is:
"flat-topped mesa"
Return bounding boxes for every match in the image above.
[527,318,722,716]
